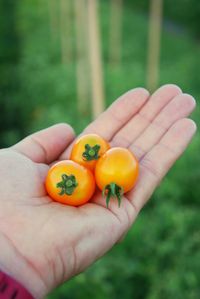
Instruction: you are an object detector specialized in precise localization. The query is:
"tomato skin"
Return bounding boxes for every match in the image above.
[95,147,139,193]
[70,134,110,171]
[45,160,95,206]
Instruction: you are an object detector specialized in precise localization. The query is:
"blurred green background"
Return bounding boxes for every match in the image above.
[0,0,200,298]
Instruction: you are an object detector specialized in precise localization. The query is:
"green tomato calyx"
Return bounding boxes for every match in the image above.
[82,144,101,161]
[56,174,78,196]
[103,183,124,208]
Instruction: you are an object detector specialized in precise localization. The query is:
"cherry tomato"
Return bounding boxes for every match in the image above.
[45,160,95,206]
[70,133,110,171]
[95,147,139,207]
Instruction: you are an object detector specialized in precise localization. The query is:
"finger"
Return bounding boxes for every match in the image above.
[127,118,197,211]
[85,88,149,139]
[59,88,149,159]
[112,84,182,147]
[129,93,196,159]
[13,123,75,164]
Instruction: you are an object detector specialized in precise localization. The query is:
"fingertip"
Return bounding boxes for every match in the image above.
[12,123,76,164]
[183,118,197,134]
[181,94,196,110]
[52,123,75,139]
[128,87,150,97]
[111,87,150,122]
[151,84,182,100]
[159,84,182,94]
[117,87,150,103]
[171,118,197,137]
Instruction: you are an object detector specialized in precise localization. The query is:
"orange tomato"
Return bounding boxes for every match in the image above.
[95,147,139,207]
[70,134,110,171]
[45,160,95,206]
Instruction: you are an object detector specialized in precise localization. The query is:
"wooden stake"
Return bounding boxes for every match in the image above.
[87,0,105,119]
[109,0,123,66]
[74,0,89,114]
[60,0,73,64]
[146,0,163,92]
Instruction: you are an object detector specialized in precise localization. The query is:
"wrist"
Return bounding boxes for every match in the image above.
[0,232,47,299]
[0,271,34,299]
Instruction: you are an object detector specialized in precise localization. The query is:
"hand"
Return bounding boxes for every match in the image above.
[0,85,196,298]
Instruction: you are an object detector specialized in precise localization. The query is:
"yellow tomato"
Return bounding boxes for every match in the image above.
[45,160,95,206]
[95,147,139,206]
[70,134,110,171]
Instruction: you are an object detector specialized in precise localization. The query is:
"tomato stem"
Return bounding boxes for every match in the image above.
[82,144,101,161]
[56,174,78,196]
[103,183,124,208]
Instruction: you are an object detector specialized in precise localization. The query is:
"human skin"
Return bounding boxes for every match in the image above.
[0,85,197,298]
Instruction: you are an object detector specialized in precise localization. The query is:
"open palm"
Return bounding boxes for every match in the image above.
[0,85,196,298]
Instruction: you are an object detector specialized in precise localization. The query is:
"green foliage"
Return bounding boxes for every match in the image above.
[127,0,200,37]
[50,200,200,299]
[0,0,200,298]
[0,0,23,146]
